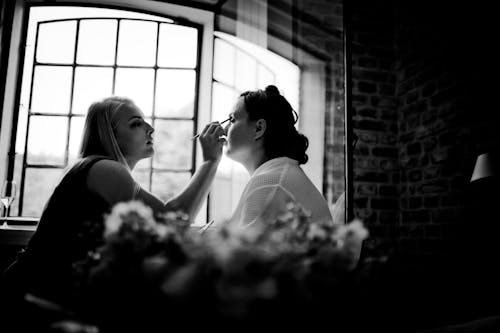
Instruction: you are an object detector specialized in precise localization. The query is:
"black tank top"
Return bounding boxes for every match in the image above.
[2,155,112,306]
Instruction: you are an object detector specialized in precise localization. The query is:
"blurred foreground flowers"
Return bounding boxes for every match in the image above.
[73,201,384,331]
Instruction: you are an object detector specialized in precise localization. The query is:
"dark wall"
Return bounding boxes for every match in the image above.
[395,2,476,258]
[351,0,498,260]
[349,1,499,327]
[349,0,399,256]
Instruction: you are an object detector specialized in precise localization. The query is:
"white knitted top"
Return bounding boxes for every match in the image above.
[230,157,333,226]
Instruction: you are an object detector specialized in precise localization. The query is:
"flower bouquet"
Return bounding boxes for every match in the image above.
[72,200,382,332]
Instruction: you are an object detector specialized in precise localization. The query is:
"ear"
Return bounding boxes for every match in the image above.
[254,119,266,140]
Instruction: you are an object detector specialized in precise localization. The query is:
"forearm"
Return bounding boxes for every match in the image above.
[165,120,224,219]
[165,159,219,219]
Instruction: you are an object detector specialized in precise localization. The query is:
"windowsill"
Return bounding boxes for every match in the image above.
[2,217,39,226]
[0,219,38,246]
[0,218,207,246]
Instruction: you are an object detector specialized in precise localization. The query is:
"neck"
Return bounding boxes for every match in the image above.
[125,157,137,170]
[240,149,269,175]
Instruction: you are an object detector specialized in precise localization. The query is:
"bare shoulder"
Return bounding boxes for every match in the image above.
[87,159,135,201]
[89,159,130,177]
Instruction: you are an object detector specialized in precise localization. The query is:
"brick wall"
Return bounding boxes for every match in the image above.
[349,0,499,260]
[349,0,400,254]
[393,2,475,257]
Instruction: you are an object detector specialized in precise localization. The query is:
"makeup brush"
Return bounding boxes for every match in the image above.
[192,117,230,140]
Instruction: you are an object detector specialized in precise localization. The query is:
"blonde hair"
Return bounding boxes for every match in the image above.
[79,96,133,166]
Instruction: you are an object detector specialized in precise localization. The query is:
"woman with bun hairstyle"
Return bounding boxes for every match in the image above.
[223,85,333,226]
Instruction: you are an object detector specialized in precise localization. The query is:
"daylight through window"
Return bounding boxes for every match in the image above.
[12,7,200,217]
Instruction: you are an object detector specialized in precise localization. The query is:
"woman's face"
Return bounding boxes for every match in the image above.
[224,97,257,162]
[113,103,154,164]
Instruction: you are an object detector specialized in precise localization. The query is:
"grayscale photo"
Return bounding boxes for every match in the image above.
[0,0,498,332]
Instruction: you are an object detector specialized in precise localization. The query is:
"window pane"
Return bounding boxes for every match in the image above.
[131,167,151,192]
[77,19,117,65]
[210,176,233,224]
[153,120,193,170]
[258,64,275,88]
[27,116,67,165]
[68,116,85,165]
[117,20,157,66]
[36,21,76,64]
[213,39,235,85]
[158,24,197,68]
[212,82,238,122]
[72,67,114,115]
[155,69,195,117]
[211,158,249,224]
[235,50,257,91]
[72,67,113,114]
[23,168,64,217]
[115,68,154,116]
[134,156,152,171]
[151,172,191,202]
[31,66,73,114]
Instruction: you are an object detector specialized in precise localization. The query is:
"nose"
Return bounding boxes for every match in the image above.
[223,123,230,134]
[146,123,154,135]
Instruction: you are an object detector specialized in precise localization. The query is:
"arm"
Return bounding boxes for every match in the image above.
[88,158,219,219]
[88,122,225,218]
[162,159,219,218]
[164,122,225,218]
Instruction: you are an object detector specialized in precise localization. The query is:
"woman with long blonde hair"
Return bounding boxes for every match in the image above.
[2,96,225,308]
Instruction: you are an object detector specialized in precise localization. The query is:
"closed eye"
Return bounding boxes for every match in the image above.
[130,120,143,128]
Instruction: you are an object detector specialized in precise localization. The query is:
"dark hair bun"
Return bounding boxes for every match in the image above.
[288,132,309,164]
[265,85,280,95]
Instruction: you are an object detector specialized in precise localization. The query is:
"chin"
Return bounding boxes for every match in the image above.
[144,148,154,157]
[225,147,235,160]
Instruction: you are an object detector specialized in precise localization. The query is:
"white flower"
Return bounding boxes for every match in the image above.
[203,221,267,264]
[155,223,176,239]
[205,228,244,263]
[162,210,189,222]
[307,223,328,241]
[332,219,369,269]
[104,200,155,237]
[339,219,369,243]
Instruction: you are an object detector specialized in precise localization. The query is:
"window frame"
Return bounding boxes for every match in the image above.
[17,15,202,216]
[0,0,215,223]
